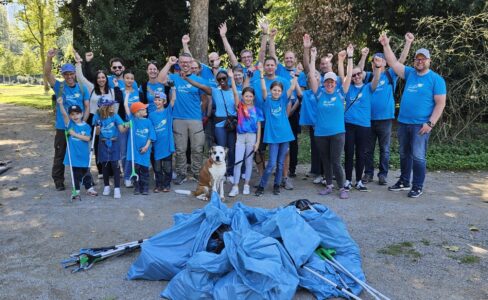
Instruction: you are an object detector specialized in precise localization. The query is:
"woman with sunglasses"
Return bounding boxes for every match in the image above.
[182,70,237,181]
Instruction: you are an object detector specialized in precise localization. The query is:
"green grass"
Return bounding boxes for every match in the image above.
[0,84,52,109]
[378,242,422,260]
[459,255,480,264]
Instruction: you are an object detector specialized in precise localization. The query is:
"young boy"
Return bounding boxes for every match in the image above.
[57,98,97,200]
[148,92,175,192]
[127,102,156,195]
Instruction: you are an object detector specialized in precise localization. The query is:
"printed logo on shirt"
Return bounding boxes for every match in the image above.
[136,128,149,137]
[154,119,168,132]
[101,122,115,134]
[322,96,337,107]
[407,83,424,93]
[271,105,282,116]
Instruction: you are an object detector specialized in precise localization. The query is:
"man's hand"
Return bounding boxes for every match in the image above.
[168,56,178,66]
[182,34,190,45]
[73,50,83,63]
[373,56,383,68]
[218,22,227,37]
[325,53,334,62]
[253,143,260,153]
[346,44,354,57]
[310,47,317,60]
[303,34,312,48]
[259,20,269,34]
[47,49,58,58]
[227,68,234,78]
[113,77,119,87]
[140,145,149,154]
[85,52,94,62]
[379,33,390,47]
[269,28,278,38]
[338,50,347,62]
[361,47,370,57]
[419,123,432,135]
[405,32,414,44]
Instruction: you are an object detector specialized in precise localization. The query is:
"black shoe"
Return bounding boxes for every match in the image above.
[361,174,373,184]
[378,175,387,186]
[388,180,411,191]
[408,188,423,198]
[55,182,65,191]
[255,186,264,197]
[289,172,297,178]
[273,184,280,195]
[142,190,149,195]
[134,189,141,195]
[174,174,187,185]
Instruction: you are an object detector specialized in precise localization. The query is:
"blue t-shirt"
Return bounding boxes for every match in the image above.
[200,64,221,88]
[276,63,300,104]
[140,82,165,113]
[149,107,175,160]
[63,120,91,167]
[127,117,156,167]
[398,67,447,124]
[53,81,89,130]
[299,90,317,126]
[169,73,206,120]
[108,75,138,90]
[237,103,264,134]
[121,88,141,116]
[345,84,374,127]
[212,87,237,128]
[314,87,346,137]
[298,72,308,88]
[263,94,295,144]
[92,113,124,140]
[371,69,397,120]
[251,76,290,112]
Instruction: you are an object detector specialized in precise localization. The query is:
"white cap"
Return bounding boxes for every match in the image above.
[323,72,338,82]
[415,48,431,59]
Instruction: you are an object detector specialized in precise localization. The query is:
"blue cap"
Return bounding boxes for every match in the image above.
[373,52,385,60]
[97,96,116,107]
[154,92,167,100]
[68,105,82,114]
[61,63,76,74]
[415,48,431,59]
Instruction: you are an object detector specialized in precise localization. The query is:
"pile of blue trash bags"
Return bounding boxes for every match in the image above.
[127,192,365,299]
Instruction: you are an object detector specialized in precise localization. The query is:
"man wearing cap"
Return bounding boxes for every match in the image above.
[44,49,90,191]
[379,33,446,198]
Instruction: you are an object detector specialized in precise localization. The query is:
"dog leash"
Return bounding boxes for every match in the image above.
[232,150,255,167]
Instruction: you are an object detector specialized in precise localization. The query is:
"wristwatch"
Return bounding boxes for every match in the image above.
[426,121,434,128]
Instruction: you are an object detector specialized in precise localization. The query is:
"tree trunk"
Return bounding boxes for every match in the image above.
[189,0,209,64]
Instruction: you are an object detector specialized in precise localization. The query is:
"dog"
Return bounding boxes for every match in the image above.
[175,145,227,201]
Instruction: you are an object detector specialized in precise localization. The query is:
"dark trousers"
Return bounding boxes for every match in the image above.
[102,161,120,188]
[215,127,236,176]
[344,123,371,182]
[154,155,172,189]
[288,112,300,174]
[134,164,149,193]
[72,167,93,190]
[315,133,345,187]
[52,129,67,185]
[309,127,323,175]
[364,119,392,178]
[87,114,103,174]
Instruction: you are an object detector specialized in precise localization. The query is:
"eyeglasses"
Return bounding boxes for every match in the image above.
[352,72,362,78]
[217,77,227,82]
[414,58,428,63]
[112,66,123,70]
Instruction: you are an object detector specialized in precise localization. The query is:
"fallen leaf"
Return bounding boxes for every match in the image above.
[426,218,434,221]
[469,226,479,232]
[52,232,64,238]
[9,187,18,191]
[443,245,460,252]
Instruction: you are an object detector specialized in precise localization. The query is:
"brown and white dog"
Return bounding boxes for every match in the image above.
[175,146,227,201]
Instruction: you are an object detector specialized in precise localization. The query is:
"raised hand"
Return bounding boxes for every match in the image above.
[73,50,83,63]
[346,43,354,57]
[310,47,317,60]
[257,62,264,73]
[113,77,119,87]
[325,53,334,62]
[168,56,178,65]
[47,49,58,58]
[378,33,389,46]
[259,20,269,34]
[56,96,63,105]
[361,47,369,57]
[85,52,94,62]
[338,50,347,61]
[227,68,234,78]
[218,22,227,37]
[405,32,414,43]
[270,28,278,38]
[182,34,190,45]
[296,62,304,73]
[303,34,312,48]
[373,56,383,68]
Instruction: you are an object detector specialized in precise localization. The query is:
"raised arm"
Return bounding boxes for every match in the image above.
[379,33,405,79]
[219,22,239,67]
[286,77,297,99]
[169,86,176,108]
[257,21,269,65]
[113,78,123,103]
[370,56,382,92]
[398,32,414,64]
[74,50,94,92]
[268,28,279,62]
[56,96,70,125]
[307,46,319,94]
[341,44,354,94]
[357,47,369,71]
[227,69,240,109]
[181,34,192,57]
[302,34,312,74]
[337,51,346,79]
[44,49,57,87]
[157,56,178,84]
[83,52,95,83]
[181,72,212,95]
[257,64,267,99]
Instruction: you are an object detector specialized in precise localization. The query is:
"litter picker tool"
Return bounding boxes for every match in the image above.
[65,130,79,201]
[303,266,362,300]
[128,119,139,184]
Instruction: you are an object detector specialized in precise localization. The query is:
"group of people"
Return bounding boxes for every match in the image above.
[45,21,446,200]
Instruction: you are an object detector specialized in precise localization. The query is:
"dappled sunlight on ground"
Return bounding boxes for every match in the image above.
[0,140,29,146]
[456,176,488,202]
[444,212,457,218]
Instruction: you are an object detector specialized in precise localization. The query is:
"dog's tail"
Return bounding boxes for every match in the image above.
[174,189,192,195]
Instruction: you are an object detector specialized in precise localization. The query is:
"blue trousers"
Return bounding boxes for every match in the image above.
[364,119,392,178]
[259,142,289,188]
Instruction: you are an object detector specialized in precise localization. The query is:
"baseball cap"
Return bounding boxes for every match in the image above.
[415,48,431,59]
[373,52,385,60]
[61,63,76,74]
[97,97,116,107]
[154,92,167,100]
[68,105,82,114]
[130,102,148,114]
[323,72,338,82]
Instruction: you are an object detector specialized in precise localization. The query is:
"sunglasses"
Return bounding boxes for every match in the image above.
[352,72,362,78]
[217,77,227,81]
[112,66,123,70]
[414,58,428,63]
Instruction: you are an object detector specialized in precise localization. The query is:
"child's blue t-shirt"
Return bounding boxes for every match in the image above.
[121,88,141,116]
[263,94,295,144]
[140,82,165,113]
[237,103,264,134]
[169,73,206,120]
[371,69,397,120]
[53,81,89,130]
[299,89,317,126]
[149,106,175,160]
[63,120,91,167]
[398,67,447,124]
[314,87,346,137]
[108,75,138,90]
[92,113,124,140]
[251,75,290,113]
[345,83,373,127]
[127,117,156,167]
[212,87,237,128]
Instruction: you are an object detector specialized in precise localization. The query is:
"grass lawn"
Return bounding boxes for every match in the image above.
[0,84,52,110]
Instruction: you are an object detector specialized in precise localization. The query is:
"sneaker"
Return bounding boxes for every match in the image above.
[55,182,65,191]
[87,187,98,196]
[124,179,133,188]
[243,184,250,195]
[102,186,111,196]
[361,173,373,184]
[344,180,352,190]
[113,188,121,199]
[313,176,324,184]
[153,187,160,193]
[339,188,349,199]
[142,190,149,195]
[162,187,170,192]
[408,187,423,198]
[355,181,369,192]
[319,185,333,195]
[255,186,264,197]
[172,171,177,180]
[226,176,234,184]
[284,177,294,190]
[378,175,387,186]
[273,184,280,195]
[72,193,81,201]
[134,189,140,195]
[174,174,187,185]
[388,180,411,191]
[97,174,103,179]
[321,179,327,186]
[242,174,246,180]
[229,185,239,197]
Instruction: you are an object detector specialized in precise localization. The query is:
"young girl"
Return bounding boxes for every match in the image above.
[148,91,175,193]
[255,65,298,196]
[93,97,128,198]
[227,69,263,197]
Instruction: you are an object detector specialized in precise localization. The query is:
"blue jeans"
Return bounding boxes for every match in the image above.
[364,119,392,178]
[214,127,236,176]
[259,142,289,188]
[397,122,430,189]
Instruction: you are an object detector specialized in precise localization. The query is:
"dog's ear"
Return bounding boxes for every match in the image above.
[224,147,228,155]
[209,146,215,156]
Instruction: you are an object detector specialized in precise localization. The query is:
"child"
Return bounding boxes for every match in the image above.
[227,69,263,197]
[126,102,156,195]
[93,97,128,198]
[57,98,97,200]
[148,91,175,192]
[255,65,298,196]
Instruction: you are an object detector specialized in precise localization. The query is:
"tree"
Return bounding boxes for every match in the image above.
[0,50,17,84]
[189,0,209,63]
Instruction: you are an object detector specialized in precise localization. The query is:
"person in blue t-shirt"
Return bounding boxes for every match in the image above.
[255,64,299,197]
[140,61,166,114]
[148,91,175,193]
[56,98,97,200]
[44,49,90,192]
[380,33,447,198]
[127,102,156,195]
[304,35,353,199]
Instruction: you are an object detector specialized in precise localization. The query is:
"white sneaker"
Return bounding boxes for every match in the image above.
[313,176,324,184]
[113,188,121,199]
[124,179,133,188]
[97,174,103,179]
[229,185,239,197]
[241,174,246,180]
[102,186,111,196]
[243,184,250,195]
[226,176,234,184]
